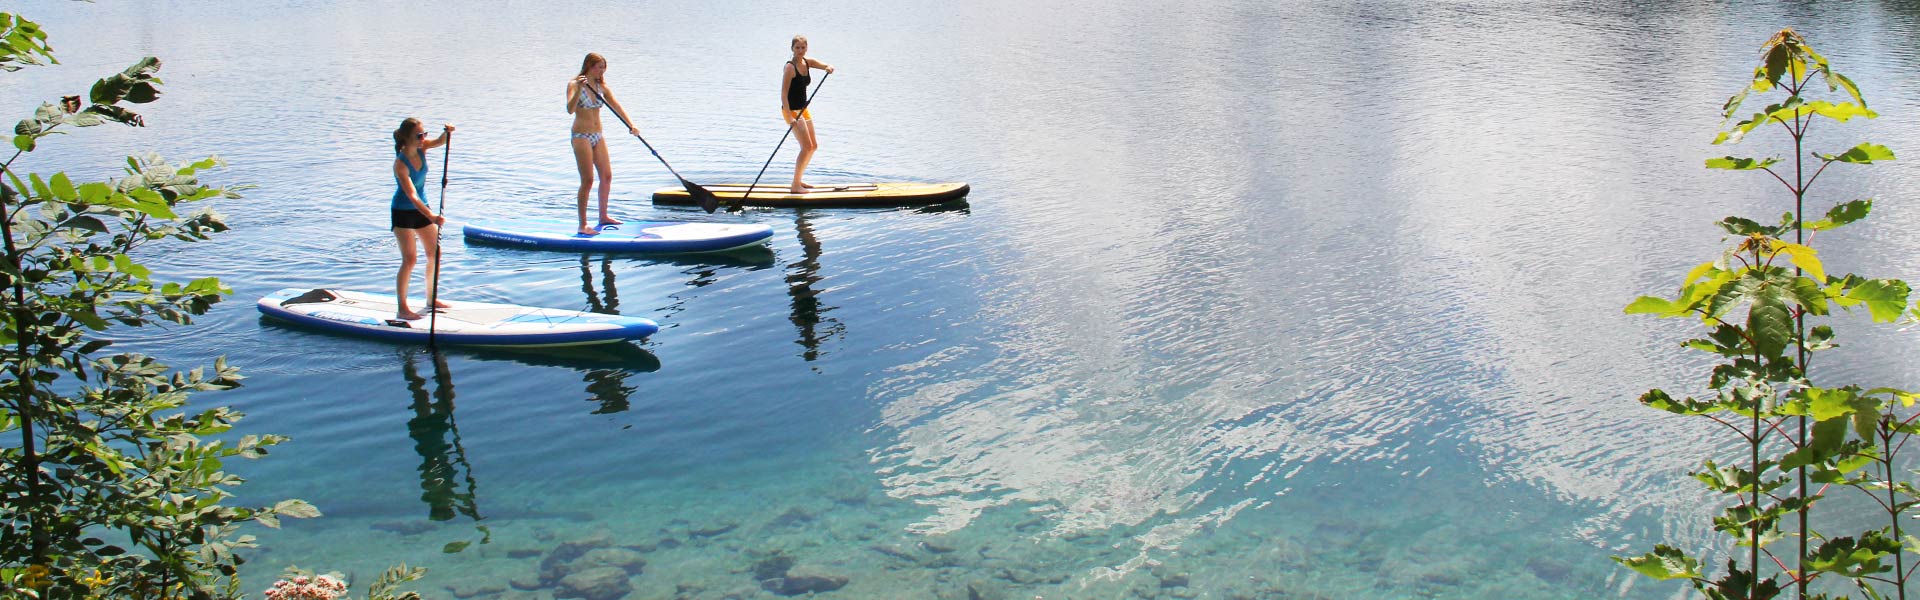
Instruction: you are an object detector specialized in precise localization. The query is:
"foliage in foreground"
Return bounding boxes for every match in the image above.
[1618,29,1920,600]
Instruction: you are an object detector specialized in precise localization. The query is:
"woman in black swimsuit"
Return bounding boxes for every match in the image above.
[783,35,834,194]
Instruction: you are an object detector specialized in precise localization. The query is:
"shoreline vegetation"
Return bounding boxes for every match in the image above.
[1619,29,1920,599]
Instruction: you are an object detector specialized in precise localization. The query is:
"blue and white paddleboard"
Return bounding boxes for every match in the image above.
[462,218,772,253]
[257,288,658,347]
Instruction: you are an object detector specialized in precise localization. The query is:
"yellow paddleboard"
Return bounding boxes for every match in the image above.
[651,182,969,208]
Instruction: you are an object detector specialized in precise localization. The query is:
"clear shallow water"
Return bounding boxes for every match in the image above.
[9,1,1920,598]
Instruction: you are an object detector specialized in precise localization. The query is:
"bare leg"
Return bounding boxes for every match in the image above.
[394,228,422,320]
[791,117,817,194]
[413,223,451,309]
[572,135,598,235]
[594,140,621,225]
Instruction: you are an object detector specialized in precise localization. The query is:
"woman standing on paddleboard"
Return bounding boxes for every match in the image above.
[568,52,641,235]
[784,36,834,194]
[391,118,455,320]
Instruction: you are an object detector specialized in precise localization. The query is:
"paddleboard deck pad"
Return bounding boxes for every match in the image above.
[257,288,658,347]
[652,182,969,208]
[463,218,772,253]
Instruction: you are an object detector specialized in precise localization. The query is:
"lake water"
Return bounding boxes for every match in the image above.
[9,1,1920,598]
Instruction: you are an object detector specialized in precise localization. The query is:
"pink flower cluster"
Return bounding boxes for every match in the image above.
[263,575,348,600]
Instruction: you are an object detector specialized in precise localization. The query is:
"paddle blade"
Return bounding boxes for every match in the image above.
[685,180,720,214]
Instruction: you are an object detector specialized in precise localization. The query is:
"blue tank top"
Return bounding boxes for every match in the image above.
[392,149,428,211]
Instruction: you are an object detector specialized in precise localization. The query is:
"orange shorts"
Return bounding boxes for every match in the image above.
[783,108,813,121]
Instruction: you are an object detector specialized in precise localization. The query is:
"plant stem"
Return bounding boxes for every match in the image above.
[0,148,47,561]
[1789,79,1810,600]
[1886,421,1908,600]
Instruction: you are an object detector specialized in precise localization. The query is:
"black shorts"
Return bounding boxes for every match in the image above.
[391,209,431,230]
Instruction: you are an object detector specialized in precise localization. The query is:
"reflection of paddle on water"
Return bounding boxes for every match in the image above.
[787,209,844,362]
[401,349,482,522]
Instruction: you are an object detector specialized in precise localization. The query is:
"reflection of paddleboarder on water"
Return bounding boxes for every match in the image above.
[783,35,834,194]
[390,118,455,320]
[579,255,620,315]
[787,210,843,361]
[401,350,482,522]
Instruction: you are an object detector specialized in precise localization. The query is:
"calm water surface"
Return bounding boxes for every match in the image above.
[10,1,1920,598]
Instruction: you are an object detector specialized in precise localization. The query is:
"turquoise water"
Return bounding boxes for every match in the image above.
[9,1,1920,598]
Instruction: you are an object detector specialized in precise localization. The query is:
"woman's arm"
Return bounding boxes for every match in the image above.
[781,63,794,123]
[394,160,436,220]
[805,57,835,74]
[566,79,581,114]
[423,124,456,149]
[600,84,638,135]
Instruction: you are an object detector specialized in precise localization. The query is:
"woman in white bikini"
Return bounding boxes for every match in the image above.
[567,52,641,236]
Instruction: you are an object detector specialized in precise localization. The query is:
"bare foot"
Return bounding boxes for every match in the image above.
[397,309,423,320]
[790,184,808,194]
[578,226,599,236]
[599,215,624,225]
[431,298,452,310]
[800,181,819,189]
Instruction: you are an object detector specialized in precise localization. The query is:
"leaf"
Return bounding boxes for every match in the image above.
[1843,279,1911,322]
[1770,242,1825,283]
[12,133,33,153]
[442,541,471,554]
[1706,156,1780,170]
[1613,545,1701,580]
[1625,296,1682,316]
[272,499,322,519]
[1718,216,1771,236]
[63,215,107,234]
[75,182,111,204]
[1806,199,1870,231]
[1825,70,1864,106]
[1748,285,1794,359]
[49,172,75,201]
[1809,101,1877,122]
[14,118,40,135]
[1824,142,1894,164]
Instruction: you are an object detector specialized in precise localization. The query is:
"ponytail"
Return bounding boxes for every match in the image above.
[392,117,422,153]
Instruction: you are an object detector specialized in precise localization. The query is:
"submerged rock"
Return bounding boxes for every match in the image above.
[555,566,632,600]
[749,554,797,581]
[760,565,850,596]
[540,534,618,585]
[869,543,919,562]
[370,520,437,536]
[768,506,817,528]
[575,547,647,575]
[688,521,739,538]
[448,581,506,599]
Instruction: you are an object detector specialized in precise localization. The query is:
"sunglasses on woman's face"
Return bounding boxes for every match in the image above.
[416,132,427,139]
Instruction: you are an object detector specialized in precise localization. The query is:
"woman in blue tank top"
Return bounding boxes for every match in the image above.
[391,117,455,321]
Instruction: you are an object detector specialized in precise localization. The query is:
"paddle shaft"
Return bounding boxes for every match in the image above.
[428,131,450,349]
[740,72,831,208]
